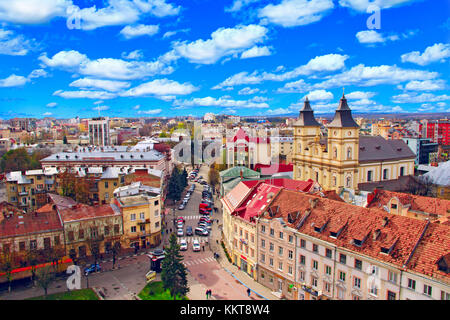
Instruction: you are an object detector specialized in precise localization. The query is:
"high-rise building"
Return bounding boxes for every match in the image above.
[88,117,110,146]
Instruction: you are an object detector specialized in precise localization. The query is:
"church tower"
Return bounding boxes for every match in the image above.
[326,93,360,191]
[293,97,322,181]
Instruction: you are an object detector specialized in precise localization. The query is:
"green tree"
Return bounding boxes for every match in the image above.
[0,250,14,292]
[1,148,31,172]
[35,266,55,297]
[208,165,220,189]
[167,167,182,203]
[161,233,189,300]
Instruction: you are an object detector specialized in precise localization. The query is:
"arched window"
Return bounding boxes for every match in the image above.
[333,147,337,159]
[333,176,337,186]
[347,147,352,160]
[346,175,352,188]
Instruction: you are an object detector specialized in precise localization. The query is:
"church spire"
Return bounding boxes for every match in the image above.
[297,97,320,127]
[328,94,359,128]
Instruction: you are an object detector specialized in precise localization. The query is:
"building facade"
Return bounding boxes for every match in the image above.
[88,117,110,146]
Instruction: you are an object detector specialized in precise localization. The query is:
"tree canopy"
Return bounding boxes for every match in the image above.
[0,148,51,173]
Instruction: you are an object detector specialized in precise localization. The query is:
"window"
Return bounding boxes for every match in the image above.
[269,258,273,267]
[30,240,37,250]
[130,213,136,221]
[261,254,265,263]
[288,265,293,275]
[326,248,332,258]
[104,181,108,188]
[234,224,237,233]
[352,294,361,300]
[250,248,254,257]
[388,271,398,284]
[369,285,378,296]
[269,243,274,252]
[68,231,74,241]
[270,228,274,237]
[79,229,84,239]
[325,265,332,275]
[19,241,26,251]
[288,235,293,243]
[423,285,432,297]
[311,276,318,288]
[104,192,109,199]
[324,282,331,294]
[367,170,373,182]
[278,261,283,271]
[278,246,283,256]
[300,255,305,265]
[441,291,450,300]
[354,259,362,270]
[300,239,306,248]
[383,168,389,180]
[155,222,159,228]
[299,271,305,281]
[313,244,318,253]
[261,225,265,233]
[140,225,145,232]
[353,277,361,289]
[279,232,283,239]
[104,226,110,236]
[245,231,248,240]
[261,239,265,248]
[154,200,159,206]
[339,253,347,264]
[387,291,396,300]
[312,260,318,270]
[140,212,145,220]
[251,234,254,243]
[239,228,243,237]
[407,279,416,290]
[114,224,120,234]
[347,147,352,160]
[400,167,405,176]
[131,226,136,233]
[337,287,345,300]
[54,236,60,246]
[339,271,346,282]
[154,210,159,217]
[288,250,293,260]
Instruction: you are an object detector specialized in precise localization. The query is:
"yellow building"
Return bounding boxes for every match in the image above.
[113,185,162,250]
[293,95,415,192]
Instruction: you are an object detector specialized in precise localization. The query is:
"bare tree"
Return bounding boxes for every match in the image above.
[35,266,55,297]
[0,250,15,292]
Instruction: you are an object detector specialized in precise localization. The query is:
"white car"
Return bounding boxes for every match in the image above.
[177,228,184,236]
[177,221,184,229]
[192,240,201,252]
[180,239,188,251]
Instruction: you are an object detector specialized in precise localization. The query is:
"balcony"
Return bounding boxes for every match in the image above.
[19,191,28,196]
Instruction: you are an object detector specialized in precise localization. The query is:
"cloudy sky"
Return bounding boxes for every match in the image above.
[0,0,449,119]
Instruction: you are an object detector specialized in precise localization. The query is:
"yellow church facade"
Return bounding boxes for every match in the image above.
[293,95,416,192]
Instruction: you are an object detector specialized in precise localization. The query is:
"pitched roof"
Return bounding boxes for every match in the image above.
[358,175,419,193]
[407,223,450,280]
[367,189,450,217]
[327,94,359,128]
[359,136,416,162]
[0,208,62,238]
[264,189,429,268]
[219,166,260,178]
[423,160,450,186]
[222,181,255,213]
[58,203,120,222]
[295,98,321,127]
[254,163,293,175]
[48,193,78,211]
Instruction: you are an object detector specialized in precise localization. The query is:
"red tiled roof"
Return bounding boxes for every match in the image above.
[367,189,450,217]
[222,181,255,213]
[0,209,62,238]
[254,163,293,175]
[265,189,430,268]
[36,203,54,213]
[58,204,119,222]
[48,193,78,211]
[407,223,450,280]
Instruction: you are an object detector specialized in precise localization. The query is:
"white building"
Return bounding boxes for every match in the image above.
[88,117,110,146]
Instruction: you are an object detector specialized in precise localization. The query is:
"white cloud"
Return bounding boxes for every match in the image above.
[69,78,131,92]
[225,0,261,12]
[40,50,174,80]
[240,46,272,59]
[0,0,71,24]
[313,64,438,89]
[215,53,348,89]
[258,0,334,27]
[266,108,291,115]
[93,105,110,111]
[120,24,159,39]
[355,30,399,44]
[93,100,104,105]
[163,28,190,39]
[0,74,28,87]
[133,105,140,109]
[345,91,376,99]
[238,87,260,95]
[392,92,450,104]
[137,108,163,115]
[277,79,311,93]
[0,28,34,56]
[121,78,198,97]
[400,79,446,91]
[46,102,57,108]
[43,112,52,116]
[28,69,48,79]
[339,0,417,12]
[401,43,450,66]
[173,96,270,109]
[303,89,333,101]
[121,50,144,60]
[173,24,268,64]
[53,90,117,99]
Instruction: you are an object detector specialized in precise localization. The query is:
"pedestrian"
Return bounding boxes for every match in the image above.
[202,245,205,252]
[205,289,209,300]
[247,288,251,297]
[209,289,212,298]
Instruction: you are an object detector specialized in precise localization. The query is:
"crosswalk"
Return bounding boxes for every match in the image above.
[177,236,209,244]
[183,256,216,267]
[178,215,205,220]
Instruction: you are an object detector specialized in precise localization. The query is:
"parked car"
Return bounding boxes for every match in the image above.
[178,204,185,210]
[180,239,188,251]
[192,240,201,252]
[152,249,165,257]
[199,217,212,224]
[177,228,184,236]
[177,217,185,223]
[199,208,212,215]
[84,263,101,275]
[195,227,209,236]
[198,222,212,230]
[186,226,193,236]
[177,221,184,229]
[200,180,208,185]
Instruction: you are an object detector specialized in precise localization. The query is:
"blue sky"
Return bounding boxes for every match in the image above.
[0,0,449,119]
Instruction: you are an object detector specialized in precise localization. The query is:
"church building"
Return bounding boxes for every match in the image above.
[293,94,415,192]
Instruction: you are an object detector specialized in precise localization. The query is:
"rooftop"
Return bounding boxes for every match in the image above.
[58,203,120,222]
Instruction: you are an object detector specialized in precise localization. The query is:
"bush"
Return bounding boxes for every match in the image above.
[221,241,232,263]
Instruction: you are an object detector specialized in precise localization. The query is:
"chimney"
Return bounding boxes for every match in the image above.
[382,216,389,227]
[373,229,381,241]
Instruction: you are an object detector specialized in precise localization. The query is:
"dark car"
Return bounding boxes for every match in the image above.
[84,263,101,275]
[186,226,193,236]
[152,249,165,257]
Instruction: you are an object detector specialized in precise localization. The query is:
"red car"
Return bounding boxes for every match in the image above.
[199,217,212,224]
[177,217,185,223]
[199,208,212,215]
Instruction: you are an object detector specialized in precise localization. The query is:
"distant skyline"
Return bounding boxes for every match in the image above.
[0,0,449,119]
